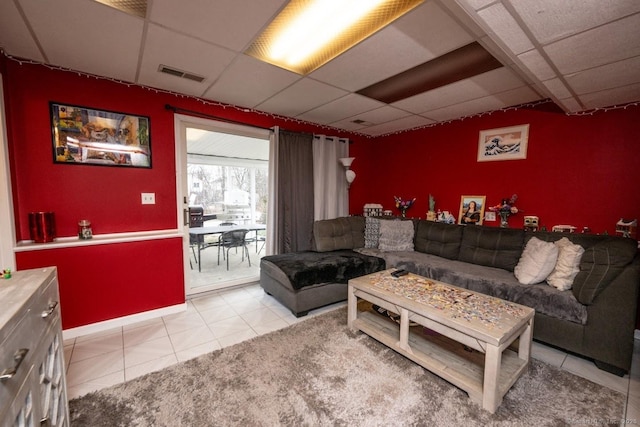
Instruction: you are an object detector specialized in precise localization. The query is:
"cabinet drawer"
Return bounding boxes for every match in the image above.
[0,274,60,411]
[0,310,39,408]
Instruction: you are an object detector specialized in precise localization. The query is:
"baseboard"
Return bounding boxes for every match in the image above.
[62,303,187,340]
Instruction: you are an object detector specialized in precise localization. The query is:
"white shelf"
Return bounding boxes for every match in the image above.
[14,229,182,252]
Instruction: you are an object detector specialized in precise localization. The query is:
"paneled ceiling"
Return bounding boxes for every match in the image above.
[1,0,639,137]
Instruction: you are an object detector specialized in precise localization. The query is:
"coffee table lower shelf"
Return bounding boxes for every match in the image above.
[352,310,529,412]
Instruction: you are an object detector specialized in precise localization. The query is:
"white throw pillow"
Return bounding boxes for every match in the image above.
[546,237,585,291]
[378,220,414,252]
[514,237,559,285]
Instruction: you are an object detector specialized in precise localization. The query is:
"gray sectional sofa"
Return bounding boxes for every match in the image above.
[260,216,640,375]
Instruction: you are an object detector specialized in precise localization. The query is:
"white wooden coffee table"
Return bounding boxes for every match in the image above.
[347,270,534,413]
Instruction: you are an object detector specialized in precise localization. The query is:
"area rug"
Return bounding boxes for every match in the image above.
[69,307,625,426]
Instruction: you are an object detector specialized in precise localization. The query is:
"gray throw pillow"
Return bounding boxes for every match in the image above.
[378,219,414,252]
[364,217,381,249]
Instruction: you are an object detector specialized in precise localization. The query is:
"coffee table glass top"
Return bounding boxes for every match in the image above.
[359,270,532,330]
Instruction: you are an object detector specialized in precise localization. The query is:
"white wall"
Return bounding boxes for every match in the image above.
[0,74,16,270]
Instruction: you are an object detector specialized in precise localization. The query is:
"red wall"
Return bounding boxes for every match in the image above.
[349,104,640,234]
[15,238,184,329]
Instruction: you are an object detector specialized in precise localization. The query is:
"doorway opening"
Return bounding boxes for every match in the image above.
[177,116,270,296]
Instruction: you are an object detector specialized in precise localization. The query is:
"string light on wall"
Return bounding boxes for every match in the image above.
[0,51,351,136]
[3,50,638,139]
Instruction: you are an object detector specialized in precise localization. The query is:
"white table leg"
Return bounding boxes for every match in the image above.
[518,318,534,361]
[399,308,411,353]
[483,344,502,413]
[347,284,357,329]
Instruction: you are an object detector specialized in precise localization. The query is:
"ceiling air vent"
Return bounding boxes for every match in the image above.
[158,65,205,83]
[351,119,374,126]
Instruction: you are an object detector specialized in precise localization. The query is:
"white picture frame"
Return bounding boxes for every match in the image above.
[477,124,529,162]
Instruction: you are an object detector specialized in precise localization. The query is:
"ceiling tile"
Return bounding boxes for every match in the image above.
[0,1,44,61]
[204,55,300,109]
[565,56,640,96]
[310,2,473,92]
[149,0,286,51]
[542,78,572,100]
[462,0,497,10]
[579,82,640,109]
[346,106,413,126]
[138,24,237,97]
[18,0,143,81]
[477,3,534,55]
[357,115,436,136]
[558,97,582,113]
[508,0,640,45]
[421,98,499,122]
[492,85,540,106]
[256,78,348,118]
[326,120,368,133]
[309,26,434,92]
[296,94,384,125]
[544,13,640,75]
[517,49,556,81]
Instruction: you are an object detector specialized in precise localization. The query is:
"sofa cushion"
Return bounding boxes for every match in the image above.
[514,237,559,285]
[364,216,381,248]
[261,250,385,290]
[414,220,464,260]
[458,225,525,271]
[378,219,414,252]
[572,238,638,305]
[547,237,585,291]
[313,216,365,252]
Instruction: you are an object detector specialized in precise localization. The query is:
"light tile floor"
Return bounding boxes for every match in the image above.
[64,283,640,422]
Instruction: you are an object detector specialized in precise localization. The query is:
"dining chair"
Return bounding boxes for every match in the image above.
[217,229,251,270]
[188,206,205,269]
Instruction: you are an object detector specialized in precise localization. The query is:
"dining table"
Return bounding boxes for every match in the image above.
[189,224,266,271]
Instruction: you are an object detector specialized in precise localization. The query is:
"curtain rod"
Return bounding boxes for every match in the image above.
[165,104,273,131]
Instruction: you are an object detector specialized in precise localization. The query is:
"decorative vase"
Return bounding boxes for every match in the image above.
[499,211,510,228]
[400,208,408,218]
[426,211,436,221]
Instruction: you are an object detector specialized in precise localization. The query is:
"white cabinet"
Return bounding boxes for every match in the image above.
[0,267,69,427]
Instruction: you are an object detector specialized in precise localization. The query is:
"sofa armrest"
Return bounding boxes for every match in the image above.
[582,258,640,372]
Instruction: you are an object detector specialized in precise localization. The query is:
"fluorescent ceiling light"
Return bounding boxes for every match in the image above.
[246,0,424,75]
[94,0,147,17]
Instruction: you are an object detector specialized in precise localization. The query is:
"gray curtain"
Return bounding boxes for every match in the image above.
[276,130,314,253]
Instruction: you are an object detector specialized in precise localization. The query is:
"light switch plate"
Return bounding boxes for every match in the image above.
[141,193,155,204]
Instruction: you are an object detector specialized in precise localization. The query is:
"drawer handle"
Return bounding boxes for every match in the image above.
[0,348,29,380]
[41,301,59,318]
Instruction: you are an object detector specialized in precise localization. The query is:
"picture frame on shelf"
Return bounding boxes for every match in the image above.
[458,195,486,226]
[477,124,529,162]
[50,102,151,168]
